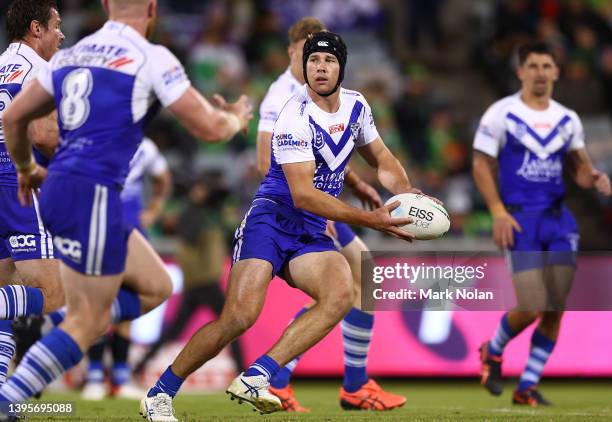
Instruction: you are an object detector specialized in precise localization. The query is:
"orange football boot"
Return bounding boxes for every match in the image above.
[268,384,310,412]
[339,379,406,410]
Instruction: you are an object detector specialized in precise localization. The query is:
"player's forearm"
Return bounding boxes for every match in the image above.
[147,173,172,214]
[256,131,272,178]
[28,112,59,158]
[376,156,413,195]
[4,111,34,169]
[292,188,373,227]
[472,153,507,217]
[208,110,242,142]
[343,166,360,189]
[567,149,596,189]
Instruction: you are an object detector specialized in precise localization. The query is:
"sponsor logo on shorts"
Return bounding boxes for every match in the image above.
[54,236,82,263]
[9,235,36,251]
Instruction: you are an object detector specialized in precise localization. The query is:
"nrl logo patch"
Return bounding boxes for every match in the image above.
[515,123,527,139]
[350,123,360,140]
[557,123,569,140]
[313,130,325,150]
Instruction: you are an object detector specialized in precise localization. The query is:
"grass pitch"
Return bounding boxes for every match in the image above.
[29,379,610,421]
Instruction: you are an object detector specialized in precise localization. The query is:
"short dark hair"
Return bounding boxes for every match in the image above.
[6,0,58,42]
[517,42,556,66]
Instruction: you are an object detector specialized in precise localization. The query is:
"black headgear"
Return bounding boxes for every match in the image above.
[302,31,347,97]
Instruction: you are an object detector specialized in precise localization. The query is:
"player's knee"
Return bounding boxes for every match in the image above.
[64,303,111,342]
[322,276,353,319]
[40,284,65,314]
[150,271,173,309]
[222,310,258,337]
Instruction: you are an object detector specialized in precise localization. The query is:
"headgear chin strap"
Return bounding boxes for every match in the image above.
[303,31,347,97]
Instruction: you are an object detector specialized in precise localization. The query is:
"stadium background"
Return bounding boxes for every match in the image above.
[1,0,611,392]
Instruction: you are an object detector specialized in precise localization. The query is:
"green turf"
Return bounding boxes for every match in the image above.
[25,380,611,421]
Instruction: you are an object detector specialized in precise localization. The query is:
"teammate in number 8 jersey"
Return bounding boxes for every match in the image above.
[0,0,252,417]
[473,42,611,406]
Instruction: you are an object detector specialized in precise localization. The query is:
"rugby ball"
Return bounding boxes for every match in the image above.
[385,193,450,240]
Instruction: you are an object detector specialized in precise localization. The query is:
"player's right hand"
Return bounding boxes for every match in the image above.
[17,164,47,207]
[368,201,415,242]
[213,94,253,132]
[492,211,522,249]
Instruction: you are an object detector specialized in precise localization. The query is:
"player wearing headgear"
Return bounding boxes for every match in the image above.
[0,0,252,416]
[0,0,65,388]
[473,41,610,406]
[142,30,425,419]
[256,17,404,412]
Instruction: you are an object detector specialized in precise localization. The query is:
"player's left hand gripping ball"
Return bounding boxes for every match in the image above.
[385,192,450,240]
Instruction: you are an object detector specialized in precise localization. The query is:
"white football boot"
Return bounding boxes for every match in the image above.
[140,393,178,422]
[226,372,282,414]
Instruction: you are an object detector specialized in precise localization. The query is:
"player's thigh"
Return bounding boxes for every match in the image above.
[285,250,353,305]
[0,257,19,284]
[14,258,63,311]
[122,229,172,309]
[511,268,547,311]
[220,258,274,328]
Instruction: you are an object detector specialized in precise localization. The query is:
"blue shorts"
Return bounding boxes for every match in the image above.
[122,197,145,236]
[507,206,579,273]
[39,174,131,276]
[232,198,336,277]
[0,185,54,261]
[333,222,356,249]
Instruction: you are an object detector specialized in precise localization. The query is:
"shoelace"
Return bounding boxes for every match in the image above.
[153,395,175,417]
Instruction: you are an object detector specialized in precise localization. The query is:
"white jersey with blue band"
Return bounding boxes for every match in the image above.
[36,21,189,187]
[473,93,585,209]
[257,68,301,133]
[121,137,168,203]
[256,85,379,231]
[0,43,50,186]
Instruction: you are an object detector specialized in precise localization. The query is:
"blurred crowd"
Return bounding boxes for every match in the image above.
[1,0,611,248]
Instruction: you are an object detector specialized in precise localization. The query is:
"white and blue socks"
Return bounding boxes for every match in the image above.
[244,355,280,382]
[0,320,15,385]
[0,285,44,319]
[111,289,141,324]
[488,312,517,357]
[147,366,184,398]
[44,288,139,331]
[0,328,83,402]
[341,308,374,393]
[517,330,555,392]
[270,307,308,389]
[0,286,44,387]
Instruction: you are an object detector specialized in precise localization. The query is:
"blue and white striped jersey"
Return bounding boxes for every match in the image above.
[37,21,189,187]
[256,85,379,231]
[0,43,50,186]
[473,93,585,209]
